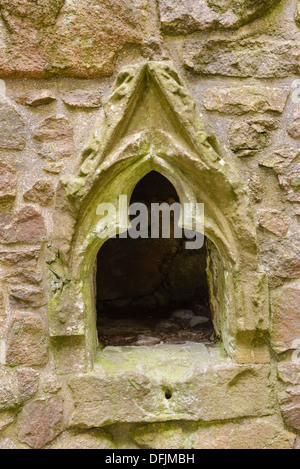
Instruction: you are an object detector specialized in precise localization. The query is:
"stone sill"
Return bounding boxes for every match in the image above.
[68,343,274,428]
[95,343,228,380]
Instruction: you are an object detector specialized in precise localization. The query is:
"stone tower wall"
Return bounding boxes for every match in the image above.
[0,0,299,449]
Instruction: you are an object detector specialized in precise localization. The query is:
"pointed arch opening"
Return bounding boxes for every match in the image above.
[96,171,216,347]
[49,63,269,371]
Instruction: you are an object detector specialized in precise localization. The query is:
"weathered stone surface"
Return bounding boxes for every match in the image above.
[41,375,61,395]
[0,367,20,410]
[203,87,289,115]
[0,0,65,28]
[295,438,300,449]
[25,89,56,107]
[131,422,185,449]
[232,272,270,334]
[0,289,5,341]
[61,90,102,109]
[259,210,290,237]
[278,364,300,432]
[6,312,48,366]
[192,416,295,449]
[49,429,116,449]
[235,331,271,365]
[24,180,55,206]
[260,146,299,171]
[0,438,17,449]
[288,118,300,139]
[0,162,18,209]
[0,249,40,266]
[260,147,299,172]
[33,115,74,160]
[296,0,300,25]
[159,0,278,34]
[184,39,300,78]
[0,290,4,311]
[0,35,298,451]
[0,0,143,78]
[69,345,273,428]
[294,206,300,217]
[4,268,42,286]
[48,278,85,338]
[249,174,263,203]
[0,97,26,149]
[278,362,300,386]
[16,368,39,403]
[0,206,46,244]
[18,396,64,449]
[0,411,14,431]
[280,387,300,432]
[279,168,300,202]
[9,287,46,309]
[0,366,38,410]
[271,280,300,354]
[17,207,46,243]
[52,336,86,374]
[0,213,16,244]
[229,118,277,157]
[259,238,300,279]
[43,162,62,174]
[0,300,7,338]
[260,147,300,203]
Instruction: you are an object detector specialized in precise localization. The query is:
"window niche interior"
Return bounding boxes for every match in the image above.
[96,171,216,348]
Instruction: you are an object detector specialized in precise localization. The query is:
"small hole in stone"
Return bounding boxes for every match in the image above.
[165,390,172,400]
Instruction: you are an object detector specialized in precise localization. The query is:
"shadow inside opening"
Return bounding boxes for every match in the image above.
[96,171,216,348]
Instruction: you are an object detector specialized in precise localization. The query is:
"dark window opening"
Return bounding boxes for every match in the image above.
[96,171,215,347]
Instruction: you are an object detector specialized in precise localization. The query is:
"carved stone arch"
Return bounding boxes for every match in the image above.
[48,61,269,373]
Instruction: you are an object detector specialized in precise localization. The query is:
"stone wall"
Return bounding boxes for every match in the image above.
[0,0,299,449]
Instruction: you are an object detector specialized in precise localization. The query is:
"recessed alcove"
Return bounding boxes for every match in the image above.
[96,171,215,348]
[49,62,269,376]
